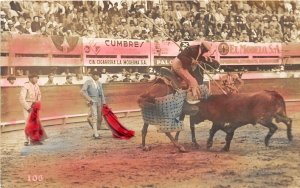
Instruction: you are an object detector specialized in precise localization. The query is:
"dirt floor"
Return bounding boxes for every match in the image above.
[1,107,300,188]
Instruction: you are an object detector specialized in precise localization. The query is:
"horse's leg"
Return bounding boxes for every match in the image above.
[260,121,278,146]
[175,114,185,141]
[275,114,293,141]
[207,123,221,149]
[190,117,200,148]
[175,131,180,141]
[165,132,187,152]
[141,123,151,151]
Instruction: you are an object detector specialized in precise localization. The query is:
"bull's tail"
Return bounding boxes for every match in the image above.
[265,90,287,116]
[265,90,293,141]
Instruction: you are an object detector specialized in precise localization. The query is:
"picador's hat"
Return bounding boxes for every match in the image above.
[201,41,212,51]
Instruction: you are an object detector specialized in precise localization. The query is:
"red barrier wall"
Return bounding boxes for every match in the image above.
[1,83,151,123]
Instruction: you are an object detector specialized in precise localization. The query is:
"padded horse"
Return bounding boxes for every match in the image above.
[138,59,220,152]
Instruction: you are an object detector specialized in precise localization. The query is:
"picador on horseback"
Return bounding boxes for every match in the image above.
[170,42,218,101]
[138,41,220,152]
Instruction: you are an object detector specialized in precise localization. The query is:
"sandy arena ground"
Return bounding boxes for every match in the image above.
[1,108,300,188]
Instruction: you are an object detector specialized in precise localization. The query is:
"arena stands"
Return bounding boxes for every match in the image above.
[1,1,300,42]
[1,1,300,85]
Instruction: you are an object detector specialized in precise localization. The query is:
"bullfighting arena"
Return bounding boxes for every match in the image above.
[1,100,300,188]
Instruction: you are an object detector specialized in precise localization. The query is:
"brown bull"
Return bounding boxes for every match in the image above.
[186,90,293,151]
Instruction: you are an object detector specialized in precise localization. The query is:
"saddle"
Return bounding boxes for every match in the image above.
[159,67,182,90]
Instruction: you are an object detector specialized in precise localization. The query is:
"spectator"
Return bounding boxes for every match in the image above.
[16,19,27,34]
[21,1,34,19]
[154,13,166,28]
[123,73,132,82]
[252,17,261,30]
[131,29,140,39]
[290,24,299,40]
[280,11,294,32]
[46,14,58,28]
[75,73,84,84]
[7,75,16,86]
[87,26,96,37]
[120,29,130,38]
[249,25,260,42]
[10,1,24,17]
[239,30,250,42]
[204,9,216,31]
[173,30,183,42]
[31,16,41,32]
[24,21,33,34]
[283,30,292,42]
[108,2,120,19]
[120,68,129,77]
[220,29,229,41]
[270,16,282,32]
[64,75,73,85]
[108,75,119,82]
[119,2,130,18]
[6,20,18,33]
[173,4,184,28]
[49,1,65,21]
[262,31,273,42]
[132,72,141,82]
[0,11,7,31]
[215,8,225,25]
[140,74,151,82]
[44,73,56,85]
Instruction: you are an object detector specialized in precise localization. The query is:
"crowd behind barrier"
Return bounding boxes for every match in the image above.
[1,1,300,42]
[2,70,300,87]
[1,72,159,87]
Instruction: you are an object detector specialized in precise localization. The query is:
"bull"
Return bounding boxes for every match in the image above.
[177,90,293,151]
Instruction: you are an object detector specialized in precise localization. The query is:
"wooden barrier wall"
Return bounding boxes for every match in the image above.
[211,78,300,99]
[1,83,151,123]
[1,78,300,125]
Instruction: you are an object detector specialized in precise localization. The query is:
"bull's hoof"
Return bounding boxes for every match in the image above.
[221,147,230,152]
[206,141,213,149]
[192,142,200,149]
[142,145,152,151]
[288,134,293,142]
[264,139,270,147]
[178,146,188,153]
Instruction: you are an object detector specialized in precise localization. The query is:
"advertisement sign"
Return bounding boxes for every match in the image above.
[217,42,282,57]
[83,38,151,66]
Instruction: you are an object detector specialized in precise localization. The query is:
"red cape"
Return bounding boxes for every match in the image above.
[102,105,135,139]
[25,102,47,143]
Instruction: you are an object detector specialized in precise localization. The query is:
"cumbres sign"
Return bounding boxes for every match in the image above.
[83,38,150,66]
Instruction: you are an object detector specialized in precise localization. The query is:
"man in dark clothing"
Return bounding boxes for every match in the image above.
[123,73,132,82]
[10,1,23,16]
[171,42,214,100]
[31,16,41,32]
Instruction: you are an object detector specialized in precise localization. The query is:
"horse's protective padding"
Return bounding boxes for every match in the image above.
[141,89,187,133]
